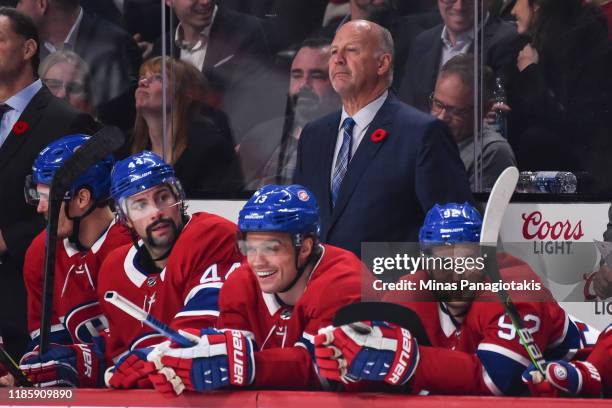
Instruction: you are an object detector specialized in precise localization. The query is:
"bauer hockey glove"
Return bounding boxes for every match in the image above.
[315,321,419,386]
[522,360,602,397]
[148,328,255,396]
[20,340,105,387]
[107,343,171,389]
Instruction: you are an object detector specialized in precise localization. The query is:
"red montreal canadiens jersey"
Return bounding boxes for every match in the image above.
[24,220,132,348]
[588,324,611,396]
[98,212,242,364]
[218,244,363,389]
[387,253,597,396]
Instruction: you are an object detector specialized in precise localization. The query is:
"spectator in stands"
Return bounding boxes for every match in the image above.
[39,50,94,115]
[584,0,612,38]
[398,0,519,112]
[81,0,161,44]
[154,0,283,144]
[223,0,329,54]
[0,7,96,360]
[240,38,340,189]
[431,55,516,191]
[506,0,612,186]
[17,0,142,131]
[319,0,441,89]
[131,57,242,196]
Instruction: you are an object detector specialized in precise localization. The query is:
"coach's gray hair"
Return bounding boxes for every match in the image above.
[376,25,394,85]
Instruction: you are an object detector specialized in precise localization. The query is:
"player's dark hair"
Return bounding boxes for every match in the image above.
[0,7,40,74]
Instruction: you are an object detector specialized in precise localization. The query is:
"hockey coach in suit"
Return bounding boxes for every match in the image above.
[0,8,96,359]
[294,20,473,258]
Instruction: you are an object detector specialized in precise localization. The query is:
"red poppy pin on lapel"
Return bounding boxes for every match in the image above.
[371,128,388,143]
[12,120,29,135]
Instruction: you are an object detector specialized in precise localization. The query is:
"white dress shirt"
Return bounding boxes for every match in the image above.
[330,90,388,184]
[175,5,218,71]
[44,7,83,53]
[0,79,43,148]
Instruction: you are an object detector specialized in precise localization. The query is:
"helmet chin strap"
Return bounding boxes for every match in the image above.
[65,200,98,252]
[278,236,322,294]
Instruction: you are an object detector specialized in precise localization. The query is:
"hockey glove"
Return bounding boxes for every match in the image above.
[19,341,104,387]
[107,343,170,389]
[315,321,419,385]
[522,360,602,397]
[149,328,255,396]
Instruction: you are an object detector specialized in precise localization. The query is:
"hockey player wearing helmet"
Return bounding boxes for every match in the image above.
[16,135,132,387]
[100,151,242,390]
[143,185,365,396]
[315,202,598,396]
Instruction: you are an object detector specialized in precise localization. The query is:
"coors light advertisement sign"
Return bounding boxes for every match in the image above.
[499,203,611,330]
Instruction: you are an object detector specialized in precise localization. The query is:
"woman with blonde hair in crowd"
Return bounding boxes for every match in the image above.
[39,50,95,116]
[132,56,242,196]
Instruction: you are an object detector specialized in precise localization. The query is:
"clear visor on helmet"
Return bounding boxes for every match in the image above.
[237,238,286,258]
[24,175,49,207]
[118,183,182,221]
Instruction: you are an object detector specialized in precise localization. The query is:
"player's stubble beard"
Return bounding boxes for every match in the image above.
[145,217,180,251]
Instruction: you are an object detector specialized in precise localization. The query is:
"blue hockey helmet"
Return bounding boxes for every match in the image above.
[419,202,482,245]
[238,184,320,244]
[28,134,114,204]
[110,151,185,221]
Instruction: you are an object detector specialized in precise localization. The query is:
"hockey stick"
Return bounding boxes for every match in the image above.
[104,291,196,347]
[39,127,125,353]
[0,345,32,386]
[333,301,431,346]
[480,166,547,375]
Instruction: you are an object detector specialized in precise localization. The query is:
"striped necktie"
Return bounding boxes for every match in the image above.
[331,117,355,207]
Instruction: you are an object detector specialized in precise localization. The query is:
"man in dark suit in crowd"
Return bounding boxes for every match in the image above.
[223,0,329,53]
[154,0,283,144]
[240,38,339,189]
[398,0,518,112]
[319,0,441,90]
[0,7,96,359]
[17,0,142,131]
[80,0,161,43]
[294,20,472,258]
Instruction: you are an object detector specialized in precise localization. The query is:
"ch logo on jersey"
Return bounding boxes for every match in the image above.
[65,302,108,344]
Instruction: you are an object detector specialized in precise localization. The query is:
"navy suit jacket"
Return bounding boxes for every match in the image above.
[398,18,519,112]
[294,93,473,257]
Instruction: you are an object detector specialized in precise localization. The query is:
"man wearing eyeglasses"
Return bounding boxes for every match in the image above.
[398,0,519,113]
[430,55,515,190]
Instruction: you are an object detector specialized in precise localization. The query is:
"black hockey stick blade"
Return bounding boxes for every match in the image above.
[51,126,125,196]
[333,302,431,346]
[39,126,124,353]
[0,345,32,386]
